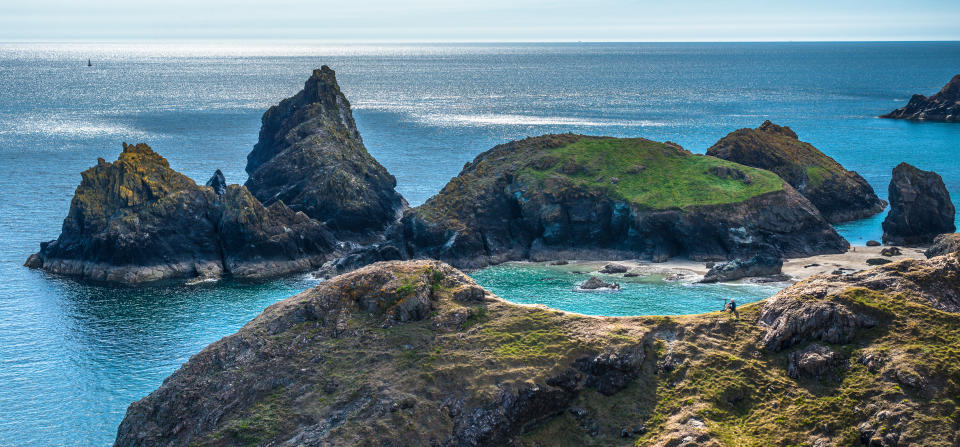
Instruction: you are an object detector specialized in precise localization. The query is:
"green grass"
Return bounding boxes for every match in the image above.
[522,138,783,210]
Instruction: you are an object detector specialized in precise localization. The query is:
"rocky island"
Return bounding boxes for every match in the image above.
[245,66,407,237]
[114,253,960,446]
[706,121,886,223]
[881,74,960,122]
[24,143,335,283]
[396,134,848,269]
[882,162,955,245]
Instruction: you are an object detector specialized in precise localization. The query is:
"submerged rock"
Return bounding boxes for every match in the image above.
[881,74,960,122]
[244,66,406,237]
[881,162,955,245]
[926,233,960,258]
[700,253,783,283]
[26,143,334,283]
[397,134,847,269]
[578,276,621,290]
[706,121,886,223]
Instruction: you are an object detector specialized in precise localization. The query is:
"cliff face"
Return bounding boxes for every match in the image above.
[115,254,960,446]
[25,143,335,283]
[706,121,886,223]
[881,74,960,122]
[244,66,406,236]
[882,162,955,246]
[396,134,847,269]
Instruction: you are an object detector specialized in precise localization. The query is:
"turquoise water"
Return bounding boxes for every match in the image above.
[470,263,782,316]
[1,42,960,445]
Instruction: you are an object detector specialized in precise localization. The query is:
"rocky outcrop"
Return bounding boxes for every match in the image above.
[26,143,334,283]
[881,74,960,122]
[578,276,620,290]
[706,121,886,223]
[244,66,406,237]
[926,233,960,258]
[881,162,955,245]
[397,134,848,269]
[699,253,783,283]
[115,255,960,446]
[205,169,226,196]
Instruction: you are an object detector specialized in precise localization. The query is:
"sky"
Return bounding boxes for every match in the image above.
[1,0,958,42]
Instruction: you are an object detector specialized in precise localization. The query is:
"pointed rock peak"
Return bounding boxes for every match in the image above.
[757,120,798,139]
[206,169,227,197]
[118,142,169,168]
[303,65,345,104]
[938,74,960,96]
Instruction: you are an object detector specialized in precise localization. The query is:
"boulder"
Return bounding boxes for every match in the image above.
[787,344,847,379]
[578,276,621,290]
[599,263,628,274]
[867,258,892,266]
[866,240,881,247]
[26,143,334,283]
[699,253,783,283]
[926,233,960,258]
[881,162,955,245]
[398,134,848,269]
[881,74,960,122]
[706,120,886,223]
[244,66,406,237]
[880,247,901,257]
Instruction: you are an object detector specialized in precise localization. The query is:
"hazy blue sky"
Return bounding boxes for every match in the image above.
[2,0,958,42]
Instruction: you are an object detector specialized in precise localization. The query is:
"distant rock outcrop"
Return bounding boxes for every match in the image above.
[706,121,886,223]
[397,134,848,269]
[25,143,334,283]
[881,162,955,245]
[881,74,960,122]
[244,66,406,236]
[205,169,226,197]
[578,276,620,290]
[699,253,783,283]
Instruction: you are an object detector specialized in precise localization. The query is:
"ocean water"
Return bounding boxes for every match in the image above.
[1,42,959,445]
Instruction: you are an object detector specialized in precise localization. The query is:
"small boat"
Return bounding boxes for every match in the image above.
[87,59,92,67]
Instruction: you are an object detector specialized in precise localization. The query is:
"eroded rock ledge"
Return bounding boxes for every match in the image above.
[881,74,960,122]
[115,254,960,446]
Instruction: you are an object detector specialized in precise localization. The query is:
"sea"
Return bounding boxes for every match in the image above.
[0,42,958,445]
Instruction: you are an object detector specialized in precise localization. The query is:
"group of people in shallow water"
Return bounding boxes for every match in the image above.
[723,298,739,318]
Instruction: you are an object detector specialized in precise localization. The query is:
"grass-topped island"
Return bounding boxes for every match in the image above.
[396,134,848,269]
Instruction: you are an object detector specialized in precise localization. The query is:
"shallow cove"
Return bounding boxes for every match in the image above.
[469,262,784,316]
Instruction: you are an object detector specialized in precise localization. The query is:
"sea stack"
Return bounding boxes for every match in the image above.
[881,74,960,122]
[706,120,886,223]
[25,143,335,283]
[244,66,406,237]
[397,134,848,269]
[882,162,956,245]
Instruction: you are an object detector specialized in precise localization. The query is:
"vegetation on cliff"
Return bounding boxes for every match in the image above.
[115,254,960,446]
[706,121,886,223]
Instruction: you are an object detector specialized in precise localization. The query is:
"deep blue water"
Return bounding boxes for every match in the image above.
[1,42,959,445]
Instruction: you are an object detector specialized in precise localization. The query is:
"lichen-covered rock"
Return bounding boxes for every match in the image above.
[786,344,846,379]
[699,253,783,283]
[244,66,406,236]
[706,121,886,223]
[882,162,955,245]
[26,143,334,283]
[398,134,847,269]
[926,232,960,258]
[881,74,960,122]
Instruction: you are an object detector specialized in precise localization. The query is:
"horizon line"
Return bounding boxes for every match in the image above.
[2,39,960,45]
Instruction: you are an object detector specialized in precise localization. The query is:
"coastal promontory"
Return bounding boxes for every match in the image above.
[25,143,335,283]
[882,162,955,245]
[881,74,960,122]
[244,66,407,237]
[396,134,848,269]
[706,120,886,223]
[114,254,960,446]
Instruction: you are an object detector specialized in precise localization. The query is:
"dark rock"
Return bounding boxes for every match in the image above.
[866,240,881,247]
[705,261,716,269]
[244,66,406,237]
[880,247,901,257]
[882,162,955,245]
[706,121,886,223]
[787,344,847,379]
[881,74,960,122]
[397,134,848,270]
[574,345,646,396]
[700,253,783,283]
[27,143,334,283]
[759,292,878,352]
[550,260,569,265]
[623,272,640,278]
[926,233,960,258]
[578,276,620,290]
[205,169,226,197]
[867,258,892,266]
[599,263,628,274]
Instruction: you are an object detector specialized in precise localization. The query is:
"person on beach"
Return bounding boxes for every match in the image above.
[724,299,739,319]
